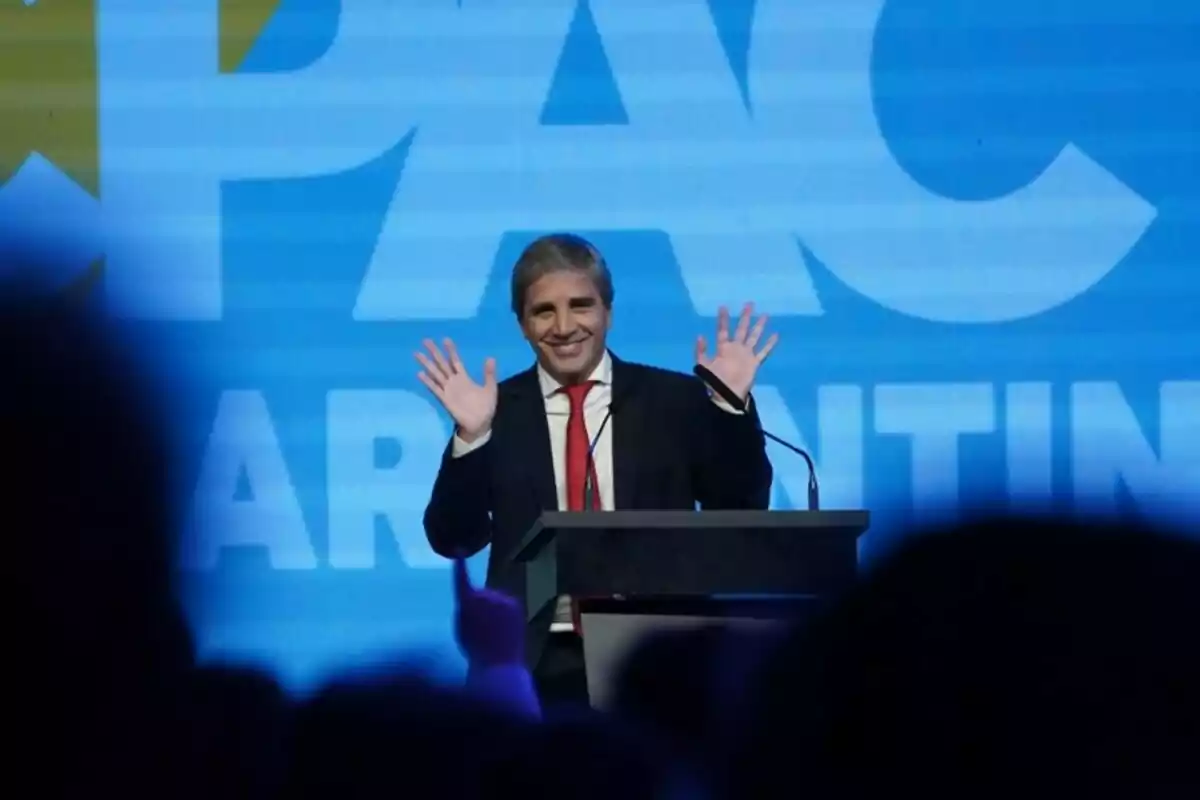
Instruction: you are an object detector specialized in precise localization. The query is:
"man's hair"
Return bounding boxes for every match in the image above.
[510,233,614,318]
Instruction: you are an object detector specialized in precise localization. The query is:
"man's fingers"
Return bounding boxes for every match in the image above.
[756,332,780,364]
[733,302,754,342]
[423,338,453,376]
[443,338,465,374]
[416,370,445,399]
[415,352,446,385]
[746,314,768,349]
[715,306,731,342]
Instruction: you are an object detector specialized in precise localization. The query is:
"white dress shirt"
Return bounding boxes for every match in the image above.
[450,352,745,629]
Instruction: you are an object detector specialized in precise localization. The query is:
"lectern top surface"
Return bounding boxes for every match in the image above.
[511,509,869,563]
[533,509,866,530]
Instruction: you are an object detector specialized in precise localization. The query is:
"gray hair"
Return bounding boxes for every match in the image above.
[510,233,614,318]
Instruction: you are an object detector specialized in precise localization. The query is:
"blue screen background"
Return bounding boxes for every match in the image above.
[2,0,1196,690]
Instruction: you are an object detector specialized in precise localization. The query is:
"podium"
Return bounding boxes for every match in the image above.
[510,509,870,708]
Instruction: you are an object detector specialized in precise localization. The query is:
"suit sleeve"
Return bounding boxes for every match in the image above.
[423,436,495,558]
[688,378,773,510]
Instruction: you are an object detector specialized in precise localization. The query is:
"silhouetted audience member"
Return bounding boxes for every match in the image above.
[728,514,1200,799]
[281,671,538,799]
[454,555,542,718]
[283,663,692,799]
[279,557,688,798]
[189,664,291,798]
[483,706,697,800]
[1,271,196,794]
[611,624,777,783]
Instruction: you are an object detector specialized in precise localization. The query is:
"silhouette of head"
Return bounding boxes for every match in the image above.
[730,514,1200,798]
[0,258,192,793]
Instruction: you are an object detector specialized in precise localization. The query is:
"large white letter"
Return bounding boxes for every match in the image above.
[875,383,996,521]
[1071,381,1200,516]
[1005,382,1054,510]
[754,384,864,511]
[327,390,451,569]
[182,391,316,570]
[355,0,820,320]
[96,0,431,318]
[746,0,1155,323]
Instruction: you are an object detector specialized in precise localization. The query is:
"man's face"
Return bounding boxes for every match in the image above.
[520,270,611,384]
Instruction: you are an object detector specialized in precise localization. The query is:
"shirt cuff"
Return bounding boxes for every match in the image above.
[451,428,492,458]
[710,392,751,416]
[465,664,542,720]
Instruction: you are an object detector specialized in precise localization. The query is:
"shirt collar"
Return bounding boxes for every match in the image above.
[537,350,612,399]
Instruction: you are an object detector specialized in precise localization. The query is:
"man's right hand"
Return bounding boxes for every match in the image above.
[415,338,497,441]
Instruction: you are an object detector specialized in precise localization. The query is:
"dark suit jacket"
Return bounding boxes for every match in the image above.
[423,354,773,661]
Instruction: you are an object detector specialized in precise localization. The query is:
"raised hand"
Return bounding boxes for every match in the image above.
[452,554,525,668]
[695,303,778,402]
[415,338,497,441]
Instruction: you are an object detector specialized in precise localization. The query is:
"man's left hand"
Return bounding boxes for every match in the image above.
[695,302,778,402]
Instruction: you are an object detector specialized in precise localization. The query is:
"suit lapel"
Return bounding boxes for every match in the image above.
[509,366,558,512]
[610,354,644,509]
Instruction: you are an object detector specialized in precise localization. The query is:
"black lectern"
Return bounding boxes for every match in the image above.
[510,509,869,707]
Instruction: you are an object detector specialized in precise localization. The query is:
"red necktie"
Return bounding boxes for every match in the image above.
[563,382,599,636]
[563,381,600,511]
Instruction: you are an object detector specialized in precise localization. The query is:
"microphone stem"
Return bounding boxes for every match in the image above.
[763,430,815,479]
[763,430,820,511]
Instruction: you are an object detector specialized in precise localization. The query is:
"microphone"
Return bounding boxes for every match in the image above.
[582,404,613,511]
[693,363,821,511]
[580,369,638,506]
[581,372,634,510]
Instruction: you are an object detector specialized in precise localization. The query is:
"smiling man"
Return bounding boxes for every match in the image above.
[417,233,776,705]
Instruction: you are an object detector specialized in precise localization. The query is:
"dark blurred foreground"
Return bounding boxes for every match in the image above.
[3,253,1196,798]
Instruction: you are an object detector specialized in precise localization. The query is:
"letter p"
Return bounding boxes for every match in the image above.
[95,0,432,319]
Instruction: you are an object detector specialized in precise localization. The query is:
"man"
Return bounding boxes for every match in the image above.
[418,233,776,703]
